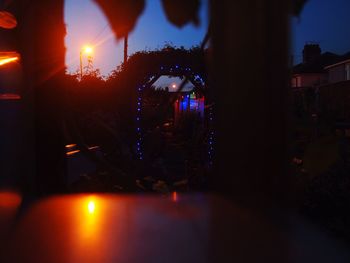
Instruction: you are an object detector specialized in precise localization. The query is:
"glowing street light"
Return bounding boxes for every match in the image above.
[171,83,177,90]
[83,46,93,54]
[80,45,94,79]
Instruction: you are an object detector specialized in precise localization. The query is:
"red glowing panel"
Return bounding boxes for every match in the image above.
[0,191,22,208]
[0,11,17,29]
[0,93,21,100]
[172,191,178,202]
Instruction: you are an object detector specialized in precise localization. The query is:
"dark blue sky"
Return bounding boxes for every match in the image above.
[65,0,350,75]
[292,0,350,64]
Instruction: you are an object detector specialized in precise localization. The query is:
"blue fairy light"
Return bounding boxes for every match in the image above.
[207,105,215,167]
[135,66,212,164]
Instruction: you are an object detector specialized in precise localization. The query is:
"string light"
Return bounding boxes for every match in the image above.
[207,106,215,167]
[136,82,144,160]
[135,66,214,167]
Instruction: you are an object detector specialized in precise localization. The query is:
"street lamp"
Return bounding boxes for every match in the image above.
[80,45,93,79]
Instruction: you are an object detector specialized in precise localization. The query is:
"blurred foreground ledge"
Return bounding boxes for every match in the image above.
[0,192,350,263]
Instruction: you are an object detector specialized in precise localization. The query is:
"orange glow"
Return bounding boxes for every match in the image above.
[88,200,95,214]
[171,83,177,89]
[172,191,178,202]
[6,194,213,262]
[66,149,80,156]
[0,56,19,66]
[0,93,21,100]
[0,11,18,29]
[66,146,99,156]
[0,191,22,208]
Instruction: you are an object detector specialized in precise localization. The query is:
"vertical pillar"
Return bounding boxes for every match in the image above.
[16,0,66,196]
[209,1,291,261]
[210,0,290,207]
[124,34,128,65]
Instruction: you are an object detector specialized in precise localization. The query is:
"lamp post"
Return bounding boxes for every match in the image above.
[124,34,128,65]
[80,50,83,79]
[79,45,93,79]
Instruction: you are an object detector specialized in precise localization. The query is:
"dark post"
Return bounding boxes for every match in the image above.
[210,0,290,208]
[80,51,83,79]
[209,1,291,261]
[124,34,128,65]
[15,0,67,196]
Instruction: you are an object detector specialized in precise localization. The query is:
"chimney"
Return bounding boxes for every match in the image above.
[302,43,321,64]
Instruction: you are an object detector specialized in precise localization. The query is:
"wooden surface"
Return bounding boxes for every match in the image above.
[0,192,349,263]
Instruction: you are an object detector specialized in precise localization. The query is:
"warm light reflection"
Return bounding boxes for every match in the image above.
[6,195,127,262]
[88,200,95,214]
[171,83,177,89]
[0,93,21,100]
[66,146,99,156]
[0,56,19,66]
[172,191,178,202]
[78,197,100,240]
[66,149,80,156]
[0,190,22,209]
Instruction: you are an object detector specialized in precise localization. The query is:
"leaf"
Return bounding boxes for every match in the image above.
[94,0,145,39]
[161,0,201,28]
[292,0,308,17]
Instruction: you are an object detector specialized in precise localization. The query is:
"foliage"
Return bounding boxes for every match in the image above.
[63,45,210,192]
[93,0,307,41]
[302,136,339,177]
[93,0,145,39]
[292,0,308,17]
[108,45,207,88]
[301,160,350,242]
[161,0,200,28]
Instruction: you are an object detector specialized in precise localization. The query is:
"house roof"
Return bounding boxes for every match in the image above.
[325,59,350,69]
[293,52,340,74]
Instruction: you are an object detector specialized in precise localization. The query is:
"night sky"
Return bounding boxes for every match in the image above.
[65,0,350,75]
[292,0,350,64]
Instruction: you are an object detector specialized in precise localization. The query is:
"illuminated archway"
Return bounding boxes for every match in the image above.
[132,63,214,168]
